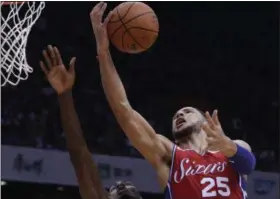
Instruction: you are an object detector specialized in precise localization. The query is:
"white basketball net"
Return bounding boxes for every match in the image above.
[0,1,45,86]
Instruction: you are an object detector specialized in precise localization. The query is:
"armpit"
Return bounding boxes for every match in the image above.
[156,134,174,159]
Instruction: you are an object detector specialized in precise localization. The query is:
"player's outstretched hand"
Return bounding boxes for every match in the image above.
[90,2,113,53]
[202,110,236,155]
[40,45,76,95]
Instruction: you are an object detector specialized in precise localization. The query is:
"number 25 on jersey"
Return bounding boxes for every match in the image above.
[201,177,230,197]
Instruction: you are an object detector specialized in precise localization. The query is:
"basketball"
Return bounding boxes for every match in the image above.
[107,2,159,54]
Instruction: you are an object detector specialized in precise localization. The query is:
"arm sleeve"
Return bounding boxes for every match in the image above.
[228,143,256,175]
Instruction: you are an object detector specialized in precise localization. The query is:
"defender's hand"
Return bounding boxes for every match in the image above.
[202,110,237,157]
[90,2,113,53]
[40,45,76,95]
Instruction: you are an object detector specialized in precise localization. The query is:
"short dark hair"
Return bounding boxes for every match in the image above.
[110,181,142,199]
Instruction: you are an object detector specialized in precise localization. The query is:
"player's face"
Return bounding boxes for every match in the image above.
[109,181,141,199]
[172,107,205,133]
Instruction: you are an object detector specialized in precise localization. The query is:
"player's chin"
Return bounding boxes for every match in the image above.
[175,123,189,131]
[181,126,195,134]
[173,126,192,139]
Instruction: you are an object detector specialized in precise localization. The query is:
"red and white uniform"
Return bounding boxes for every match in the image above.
[165,145,247,199]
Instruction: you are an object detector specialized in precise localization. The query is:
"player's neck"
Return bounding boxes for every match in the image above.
[180,132,208,154]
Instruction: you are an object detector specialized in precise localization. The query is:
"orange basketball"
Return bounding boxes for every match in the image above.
[107,2,159,54]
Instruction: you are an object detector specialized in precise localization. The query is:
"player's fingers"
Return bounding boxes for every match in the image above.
[53,47,63,65]
[212,109,220,126]
[69,57,76,74]
[103,11,113,28]
[47,45,57,66]
[42,50,52,70]
[202,123,216,137]
[205,111,215,129]
[92,2,102,14]
[98,2,105,10]
[93,2,105,20]
[99,2,107,18]
[96,1,103,8]
[39,61,48,75]
[90,3,103,27]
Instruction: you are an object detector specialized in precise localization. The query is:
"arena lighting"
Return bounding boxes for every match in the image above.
[1,181,7,186]
[57,186,64,191]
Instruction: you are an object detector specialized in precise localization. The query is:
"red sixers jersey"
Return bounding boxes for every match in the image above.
[165,145,247,199]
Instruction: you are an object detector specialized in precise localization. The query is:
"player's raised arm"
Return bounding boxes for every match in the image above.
[40,45,108,199]
[90,2,171,169]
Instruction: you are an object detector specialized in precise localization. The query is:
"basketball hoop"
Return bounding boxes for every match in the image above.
[0,1,45,87]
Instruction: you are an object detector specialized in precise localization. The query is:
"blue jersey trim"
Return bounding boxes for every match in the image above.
[168,144,176,182]
[238,174,248,199]
[164,144,176,199]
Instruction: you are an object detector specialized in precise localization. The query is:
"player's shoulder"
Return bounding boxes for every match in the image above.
[156,134,174,153]
[233,139,252,152]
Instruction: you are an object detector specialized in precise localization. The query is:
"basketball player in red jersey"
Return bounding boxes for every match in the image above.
[92,2,256,199]
[40,45,143,199]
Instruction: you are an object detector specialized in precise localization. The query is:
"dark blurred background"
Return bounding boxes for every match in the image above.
[1,1,279,199]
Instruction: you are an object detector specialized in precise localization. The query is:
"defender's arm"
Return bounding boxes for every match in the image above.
[97,50,171,168]
[59,91,108,199]
[228,139,256,175]
[233,140,252,152]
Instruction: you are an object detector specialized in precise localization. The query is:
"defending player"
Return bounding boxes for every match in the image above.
[91,2,256,199]
[40,45,143,199]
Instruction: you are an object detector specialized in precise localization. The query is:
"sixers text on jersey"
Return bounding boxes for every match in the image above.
[165,146,247,199]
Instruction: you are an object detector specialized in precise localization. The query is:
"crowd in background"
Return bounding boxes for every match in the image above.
[2,73,278,173]
[2,0,279,181]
